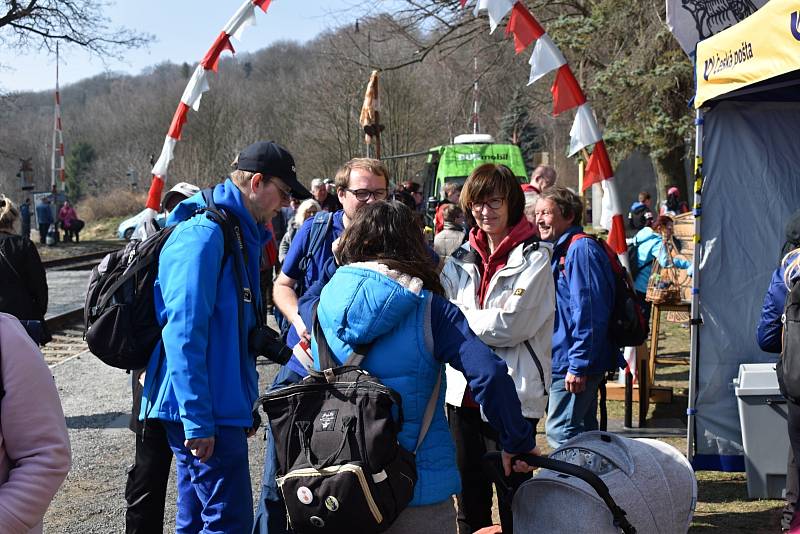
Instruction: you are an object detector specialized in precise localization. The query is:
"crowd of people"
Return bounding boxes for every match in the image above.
[0,142,720,534]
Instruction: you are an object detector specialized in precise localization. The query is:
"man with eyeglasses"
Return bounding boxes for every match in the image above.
[254,157,390,534]
[138,141,310,533]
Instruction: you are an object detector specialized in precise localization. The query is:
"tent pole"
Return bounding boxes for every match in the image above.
[687,108,704,463]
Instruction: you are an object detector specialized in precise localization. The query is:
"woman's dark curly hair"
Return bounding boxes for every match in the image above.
[337,201,444,295]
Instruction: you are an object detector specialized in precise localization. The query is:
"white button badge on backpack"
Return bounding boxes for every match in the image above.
[297,486,313,505]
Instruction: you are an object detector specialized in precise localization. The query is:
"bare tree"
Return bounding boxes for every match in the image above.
[0,0,150,58]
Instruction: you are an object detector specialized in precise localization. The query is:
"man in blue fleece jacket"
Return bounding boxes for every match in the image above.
[139,141,309,533]
[535,186,623,449]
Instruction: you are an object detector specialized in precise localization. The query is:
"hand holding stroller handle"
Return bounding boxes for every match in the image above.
[481,452,637,534]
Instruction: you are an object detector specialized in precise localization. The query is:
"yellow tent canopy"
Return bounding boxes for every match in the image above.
[694,0,800,108]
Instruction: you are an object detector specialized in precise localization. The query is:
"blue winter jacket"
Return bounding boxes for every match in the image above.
[310,265,535,506]
[140,179,268,439]
[756,253,800,354]
[631,227,692,294]
[280,210,345,374]
[549,226,621,378]
[35,203,53,226]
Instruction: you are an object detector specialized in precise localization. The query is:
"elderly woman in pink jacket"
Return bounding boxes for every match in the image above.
[0,313,71,533]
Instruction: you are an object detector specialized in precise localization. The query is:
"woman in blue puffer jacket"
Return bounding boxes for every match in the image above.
[300,200,538,534]
[631,215,692,321]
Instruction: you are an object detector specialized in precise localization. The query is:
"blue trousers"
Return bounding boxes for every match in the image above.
[163,422,253,534]
[545,374,606,449]
[252,365,305,534]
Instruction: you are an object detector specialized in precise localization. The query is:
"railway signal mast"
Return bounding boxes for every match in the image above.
[51,43,65,193]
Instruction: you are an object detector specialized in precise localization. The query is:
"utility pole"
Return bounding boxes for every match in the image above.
[471,56,480,134]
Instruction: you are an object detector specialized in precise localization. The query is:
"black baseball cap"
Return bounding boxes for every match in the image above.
[236,141,310,199]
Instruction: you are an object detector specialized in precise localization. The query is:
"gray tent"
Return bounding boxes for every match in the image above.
[688,0,800,470]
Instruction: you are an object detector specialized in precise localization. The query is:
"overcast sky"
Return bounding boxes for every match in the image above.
[0,0,376,93]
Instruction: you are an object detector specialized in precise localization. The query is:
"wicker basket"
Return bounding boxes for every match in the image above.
[645,237,682,305]
[646,281,682,304]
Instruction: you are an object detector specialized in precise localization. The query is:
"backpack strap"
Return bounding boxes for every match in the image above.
[415,369,441,454]
[311,303,338,372]
[310,299,441,454]
[310,303,373,371]
[297,212,334,294]
[557,232,591,272]
[559,232,623,276]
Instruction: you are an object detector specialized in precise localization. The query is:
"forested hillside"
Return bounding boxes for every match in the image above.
[0,1,693,202]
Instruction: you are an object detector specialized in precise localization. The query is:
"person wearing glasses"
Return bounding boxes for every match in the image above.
[440,164,555,534]
[139,141,310,533]
[257,157,391,534]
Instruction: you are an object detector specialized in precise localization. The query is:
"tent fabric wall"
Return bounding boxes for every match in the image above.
[694,100,800,469]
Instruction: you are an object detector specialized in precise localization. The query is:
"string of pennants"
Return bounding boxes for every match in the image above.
[145,0,624,254]
[468,0,625,254]
[145,0,272,211]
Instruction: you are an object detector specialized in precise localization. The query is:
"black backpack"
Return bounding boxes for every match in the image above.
[779,278,800,402]
[254,312,440,533]
[627,238,641,280]
[561,234,649,347]
[84,189,235,370]
[628,205,651,231]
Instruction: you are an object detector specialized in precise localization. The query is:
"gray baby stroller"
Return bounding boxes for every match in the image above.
[485,431,696,533]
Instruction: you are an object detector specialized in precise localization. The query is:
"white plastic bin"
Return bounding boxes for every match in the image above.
[734,363,790,499]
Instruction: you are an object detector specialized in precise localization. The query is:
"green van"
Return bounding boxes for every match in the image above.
[421,134,528,201]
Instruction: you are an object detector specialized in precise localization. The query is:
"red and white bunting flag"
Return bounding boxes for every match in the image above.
[601,179,627,255]
[583,141,613,190]
[474,0,515,33]
[167,103,191,140]
[149,0,268,187]
[253,0,271,12]
[505,2,545,53]
[550,65,586,116]
[181,65,210,111]
[568,103,602,156]
[201,32,236,72]
[146,175,166,211]
[223,2,257,41]
[527,34,566,85]
[151,137,178,179]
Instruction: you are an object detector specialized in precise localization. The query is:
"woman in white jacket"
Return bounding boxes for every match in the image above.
[440,164,554,534]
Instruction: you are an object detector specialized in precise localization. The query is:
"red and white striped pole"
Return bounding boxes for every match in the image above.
[52,43,65,193]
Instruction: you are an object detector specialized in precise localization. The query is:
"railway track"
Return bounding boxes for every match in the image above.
[42,307,88,366]
[43,249,120,271]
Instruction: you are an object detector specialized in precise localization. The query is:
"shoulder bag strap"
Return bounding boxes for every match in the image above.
[415,370,442,454]
[310,302,340,371]
[0,245,24,286]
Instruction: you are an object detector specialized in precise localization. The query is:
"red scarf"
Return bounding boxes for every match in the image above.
[468,218,538,307]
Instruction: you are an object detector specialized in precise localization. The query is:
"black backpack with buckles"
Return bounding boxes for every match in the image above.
[254,310,441,533]
[83,189,236,370]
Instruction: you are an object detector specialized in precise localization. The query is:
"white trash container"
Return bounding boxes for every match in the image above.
[734,363,790,499]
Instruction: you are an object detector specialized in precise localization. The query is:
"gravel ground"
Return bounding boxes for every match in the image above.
[44,352,279,533]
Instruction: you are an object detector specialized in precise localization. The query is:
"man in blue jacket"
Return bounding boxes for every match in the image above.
[35,196,53,244]
[535,186,622,448]
[139,141,309,533]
